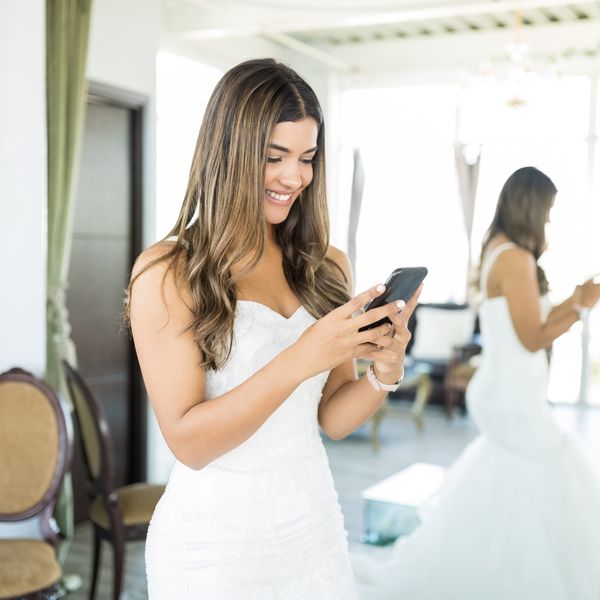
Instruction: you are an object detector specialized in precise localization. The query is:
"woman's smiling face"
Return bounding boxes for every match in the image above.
[263,118,319,225]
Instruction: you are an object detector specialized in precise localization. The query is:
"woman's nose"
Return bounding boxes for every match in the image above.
[278,162,302,189]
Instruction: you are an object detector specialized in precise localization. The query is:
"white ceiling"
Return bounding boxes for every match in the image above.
[161,0,600,74]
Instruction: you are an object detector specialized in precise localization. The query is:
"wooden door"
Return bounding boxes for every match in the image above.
[67,96,144,523]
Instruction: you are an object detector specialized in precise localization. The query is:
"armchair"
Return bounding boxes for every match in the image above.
[405,303,481,417]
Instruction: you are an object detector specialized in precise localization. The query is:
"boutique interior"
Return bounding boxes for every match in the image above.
[1,1,600,598]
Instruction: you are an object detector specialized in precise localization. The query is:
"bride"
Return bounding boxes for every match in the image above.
[354,166,600,600]
[128,58,420,599]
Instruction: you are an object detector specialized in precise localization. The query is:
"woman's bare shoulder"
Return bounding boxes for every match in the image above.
[487,236,533,269]
[326,245,352,280]
[132,240,179,280]
[497,245,534,271]
[326,245,354,295]
[130,240,193,320]
[487,243,536,299]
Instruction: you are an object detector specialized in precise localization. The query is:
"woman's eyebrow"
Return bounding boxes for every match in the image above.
[269,143,318,154]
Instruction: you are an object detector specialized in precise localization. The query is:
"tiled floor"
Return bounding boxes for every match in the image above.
[61,526,147,599]
[62,401,600,598]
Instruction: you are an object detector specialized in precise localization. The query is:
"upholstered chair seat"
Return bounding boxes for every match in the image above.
[89,483,165,530]
[0,539,61,598]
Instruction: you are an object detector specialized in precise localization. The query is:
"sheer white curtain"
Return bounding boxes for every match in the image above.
[454,143,481,290]
[347,149,365,277]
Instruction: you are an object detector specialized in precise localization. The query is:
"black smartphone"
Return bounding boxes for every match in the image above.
[358,267,428,332]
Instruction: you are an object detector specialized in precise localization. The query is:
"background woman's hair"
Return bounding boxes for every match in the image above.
[125,58,349,370]
[478,166,557,295]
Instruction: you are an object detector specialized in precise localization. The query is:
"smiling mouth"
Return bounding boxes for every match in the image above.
[265,190,293,204]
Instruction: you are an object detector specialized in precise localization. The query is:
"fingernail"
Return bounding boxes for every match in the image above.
[396,300,405,309]
[376,284,386,293]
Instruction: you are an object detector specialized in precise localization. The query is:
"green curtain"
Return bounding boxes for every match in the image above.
[46,0,93,563]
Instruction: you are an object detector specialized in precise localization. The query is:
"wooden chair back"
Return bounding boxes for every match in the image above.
[62,361,115,506]
[0,368,71,547]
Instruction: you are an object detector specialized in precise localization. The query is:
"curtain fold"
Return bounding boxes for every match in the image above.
[46,0,93,562]
[347,148,365,279]
[454,143,481,293]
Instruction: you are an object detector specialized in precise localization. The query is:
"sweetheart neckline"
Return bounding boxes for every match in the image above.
[236,299,306,321]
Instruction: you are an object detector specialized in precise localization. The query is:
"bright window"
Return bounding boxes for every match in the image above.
[340,85,466,302]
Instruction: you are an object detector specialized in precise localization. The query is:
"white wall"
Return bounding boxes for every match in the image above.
[0,0,47,376]
[87,0,160,248]
[0,0,46,540]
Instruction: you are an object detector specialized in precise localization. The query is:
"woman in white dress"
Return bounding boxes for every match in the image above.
[354,166,600,600]
[127,59,421,599]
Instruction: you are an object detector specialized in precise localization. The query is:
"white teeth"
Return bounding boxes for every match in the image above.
[266,190,292,202]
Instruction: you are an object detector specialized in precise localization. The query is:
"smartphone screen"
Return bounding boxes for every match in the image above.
[358,266,428,332]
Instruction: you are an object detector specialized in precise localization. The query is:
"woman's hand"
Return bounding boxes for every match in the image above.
[292,284,423,380]
[362,284,423,384]
[291,284,416,378]
[578,277,600,310]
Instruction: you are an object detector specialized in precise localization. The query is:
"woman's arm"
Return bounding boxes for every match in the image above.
[546,277,600,328]
[130,243,398,470]
[317,247,419,440]
[494,247,579,352]
[545,295,580,329]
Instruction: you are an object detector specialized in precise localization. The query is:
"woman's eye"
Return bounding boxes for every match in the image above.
[301,158,316,165]
[267,157,282,163]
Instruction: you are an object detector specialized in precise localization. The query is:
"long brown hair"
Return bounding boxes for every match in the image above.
[479,166,556,294]
[126,58,349,370]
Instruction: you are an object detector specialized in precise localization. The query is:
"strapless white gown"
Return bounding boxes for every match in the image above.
[353,245,600,600]
[145,301,358,599]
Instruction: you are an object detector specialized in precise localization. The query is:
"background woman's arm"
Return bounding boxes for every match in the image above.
[545,295,580,328]
[496,248,579,352]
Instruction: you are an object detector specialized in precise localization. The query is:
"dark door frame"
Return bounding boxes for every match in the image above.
[86,80,147,482]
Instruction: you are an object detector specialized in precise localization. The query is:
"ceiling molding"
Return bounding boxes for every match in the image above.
[171,0,600,39]
[261,29,355,71]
